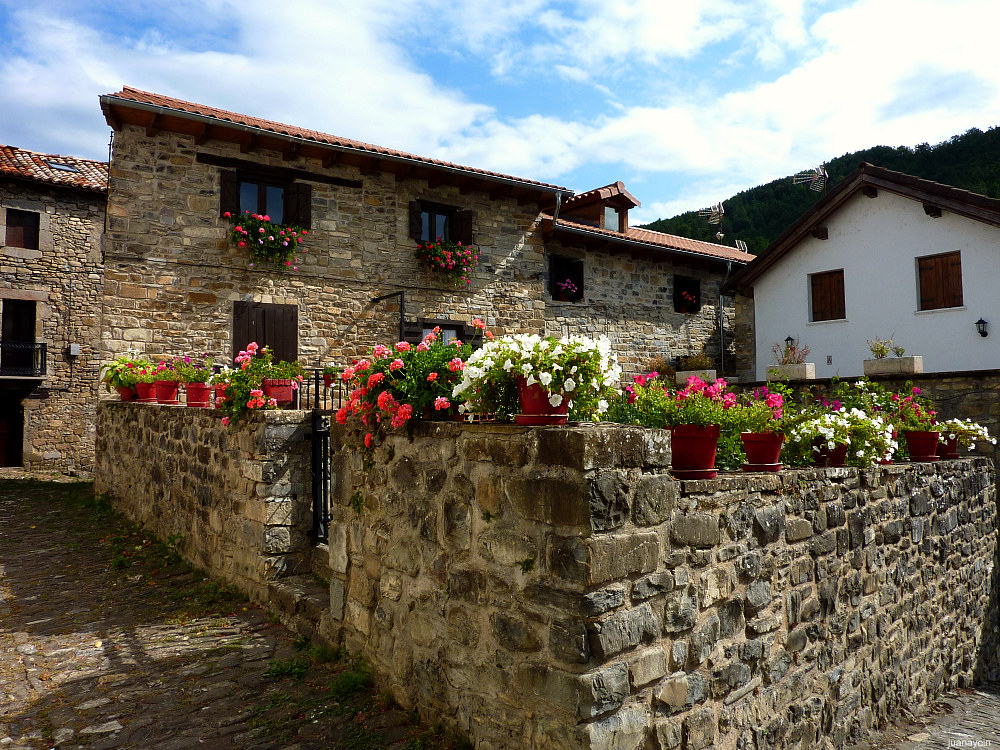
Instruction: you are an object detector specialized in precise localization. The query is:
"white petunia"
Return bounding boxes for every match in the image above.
[539,372,553,386]
[526,374,538,386]
[564,377,576,392]
[503,359,514,371]
[549,393,563,407]
[597,399,609,413]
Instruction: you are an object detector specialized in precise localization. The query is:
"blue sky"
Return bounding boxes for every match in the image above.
[2,0,1000,225]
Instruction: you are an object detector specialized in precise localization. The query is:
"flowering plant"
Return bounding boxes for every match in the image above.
[734,386,787,434]
[677,289,698,314]
[556,278,578,297]
[631,375,737,427]
[100,352,149,391]
[452,333,621,420]
[786,408,897,467]
[224,211,307,269]
[937,418,996,449]
[771,338,810,365]
[150,360,181,382]
[415,237,478,285]
[173,354,214,383]
[888,384,937,431]
[215,342,303,426]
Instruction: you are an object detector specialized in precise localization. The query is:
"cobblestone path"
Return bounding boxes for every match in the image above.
[0,479,458,750]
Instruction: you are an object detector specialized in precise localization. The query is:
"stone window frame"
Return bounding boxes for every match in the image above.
[0,206,53,259]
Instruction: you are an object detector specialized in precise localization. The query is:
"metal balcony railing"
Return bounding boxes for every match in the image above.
[0,342,46,377]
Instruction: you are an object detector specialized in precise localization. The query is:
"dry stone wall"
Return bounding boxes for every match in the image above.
[94,403,314,602]
[328,422,997,750]
[0,181,104,472]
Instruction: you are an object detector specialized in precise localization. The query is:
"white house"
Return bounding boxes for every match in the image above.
[730,163,1000,380]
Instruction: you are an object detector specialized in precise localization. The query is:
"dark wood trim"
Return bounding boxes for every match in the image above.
[359,157,382,176]
[238,133,255,154]
[321,152,341,168]
[459,178,483,196]
[393,164,415,182]
[192,123,209,145]
[923,203,943,218]
[282,143,301,161]
[196,152,363,188]
[862,185,878,198]
[145,113,161,137]
[810,227,828,240]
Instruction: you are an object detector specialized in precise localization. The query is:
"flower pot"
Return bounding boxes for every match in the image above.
[135,382,157,403]
[117,386,137,402]
[766,363,815,381]
[937,436,960,460]
[515,377,568,426]
[863,356,923,377]
[741,432,783,472]
[670,424,720,479]
[323,372,335,388]
[213,382,228,406]
[262,378,295,406]
[675,369,716,386]
[904,430,940,462]
[185,382,212,408]
[812,438,848,468]
[154,380,180,405]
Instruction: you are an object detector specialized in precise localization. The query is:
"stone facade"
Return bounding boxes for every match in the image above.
[326,422,997,749]
[94,403,315,604]
[101,123,739,377]
[0,179,105,473]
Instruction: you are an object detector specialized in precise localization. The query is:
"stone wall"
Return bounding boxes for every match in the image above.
[102,126,736,378]
[0,180,105,472]
[94,403,314,602]
[327,422,997,750]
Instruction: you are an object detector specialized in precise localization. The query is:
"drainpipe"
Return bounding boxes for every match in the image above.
[720,261,732,375]
[552,191,563,225]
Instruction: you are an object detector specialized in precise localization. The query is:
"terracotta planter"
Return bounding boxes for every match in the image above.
[937,437,960,460]
[740,432,783,472]
[904,430,940,462]
[185,382,212,408]
[135,382,157,403]
[154,380,180,405]
[323,372,335,388]
[670,424,720,479]
[514,377,568,426]
[262,378,295,406]
[812,438,848,468]
[117,386,137,402]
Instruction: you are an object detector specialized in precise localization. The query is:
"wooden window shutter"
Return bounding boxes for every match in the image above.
[452,209,475,245]
[286,183,312,229]
[810,270,844,321]
[918,252,962,310]
[220,171,240,217]
[233,302,298,363]
[409,201,424,241]
[945,252,963,308]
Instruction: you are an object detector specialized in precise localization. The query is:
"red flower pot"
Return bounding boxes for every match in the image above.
[135,382,157,403]
[154,380,180,405]
[515,376,568,426]
[670,424,720,479]
[117,386,137,402]
[262,378,295,406]
[812,438,848,468]
[323,372,335,388]
[185,382,212,408]
[937,436,960,459]
[741,432,783,472]
[905,430,940,462]
[213,382,228,406]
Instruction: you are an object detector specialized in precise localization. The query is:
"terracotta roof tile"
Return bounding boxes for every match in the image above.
[564,180,640,208]
[0,145,107,192]
[546,215,753,263]
[103,87,568,193]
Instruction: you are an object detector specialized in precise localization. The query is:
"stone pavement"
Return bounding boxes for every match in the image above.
[0,478,459,750]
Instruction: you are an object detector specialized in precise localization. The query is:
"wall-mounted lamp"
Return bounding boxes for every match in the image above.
[976,318,989,338]
[784,336,795,348]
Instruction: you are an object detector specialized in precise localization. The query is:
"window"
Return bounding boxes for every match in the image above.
[220,172,311,228]
[604,206,621,232]
[5,209,39,250]
[917,251,963,311]
[409,201,474,245]
[809,269,846,322]
[549,255,584,302]
[673,275,701,314]
[1,299,38,375]
[232,301,298,364]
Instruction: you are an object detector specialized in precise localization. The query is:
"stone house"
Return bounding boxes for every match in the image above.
[729,163,1000,379]
[0,145,107,472]
[98,86,752,380]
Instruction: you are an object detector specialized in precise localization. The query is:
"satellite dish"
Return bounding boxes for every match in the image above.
[735,239,748,252]
[698,202,724,225]
[793,165,828,192]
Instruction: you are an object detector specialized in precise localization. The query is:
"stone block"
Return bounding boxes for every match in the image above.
[786,518,813,542]
[670,512,719,548]
[691,614,720,663]
[629,646,667,688]
[581,705,649,750]
[329,524,349,574]
[522,662,629,719]
[264,498,292,526]
[479,527,537,567]
[549,619,591,664]
[632,572,674,601]
[584,532,659,585]
[330,578,345,621]
[810,531,837,557]
[587,602,661,660]
[655,671,707,710]
[654,719,683,749]
[745,580,771,613]
[663,590,698,633]
[491,611,542,653]
[684,707,716,750]
[262,526,292,554]
[507,473,591,528]
[699,567,732,608]
[590,470,631,531]
[548,535,589,583]
[583,584,627,616]
[632,474,677,526]
[753,504,785,544]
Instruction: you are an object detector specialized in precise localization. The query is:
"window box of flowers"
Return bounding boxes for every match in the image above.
[215,343,302,426]
[100,353,149,401]
[414,238,478,286]
[174,355,214,407]
[451,333,621,426]
[766,338,815,381]
[863,337,922,376]
[224,211,307,270]
[936,418,996,458]
[786,407,896,468]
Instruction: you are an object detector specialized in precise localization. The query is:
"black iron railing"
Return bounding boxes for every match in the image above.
[0,342,46,377]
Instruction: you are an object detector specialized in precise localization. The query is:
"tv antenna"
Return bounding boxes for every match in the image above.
[734,239,748,252]
[793,164,828,192]
[698,201,724,225]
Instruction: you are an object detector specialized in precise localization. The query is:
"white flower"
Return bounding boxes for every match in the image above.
[570,366,578,375]
[503,359,514,371]
[564,377,577,392]
[597,399,609,414]
[526,374,538,386]
[539,372,553,386]
[549,393,563,407]
[521,364,532,375]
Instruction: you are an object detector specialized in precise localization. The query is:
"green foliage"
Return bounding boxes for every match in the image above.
[350,490,365,515]
[216,343,304,425]
[328,660,374,702]
[642,126,1000,253]
[517,558,535,573]
[263,658,310,682]
[100,353,149,390]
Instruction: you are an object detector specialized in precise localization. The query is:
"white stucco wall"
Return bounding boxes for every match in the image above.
[753,190,1000,379]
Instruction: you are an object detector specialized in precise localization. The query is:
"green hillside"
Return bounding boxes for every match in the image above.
[643,126,1000,255]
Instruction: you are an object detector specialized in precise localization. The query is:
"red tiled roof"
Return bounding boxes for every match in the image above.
[102,87,569,193]
[0,145,107,193]
[563,180,640,208]
[545,215,754,264]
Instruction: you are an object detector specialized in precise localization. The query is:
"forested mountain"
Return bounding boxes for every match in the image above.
[643,126,1000,255]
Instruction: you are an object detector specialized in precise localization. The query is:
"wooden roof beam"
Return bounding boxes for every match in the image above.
[862,185,878,198]
[321,150,342,168]
[192,123,209,145]
[238,132,256,154]
[810,226,828,240]
[145,113,161,137]
[923,203,943,218]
